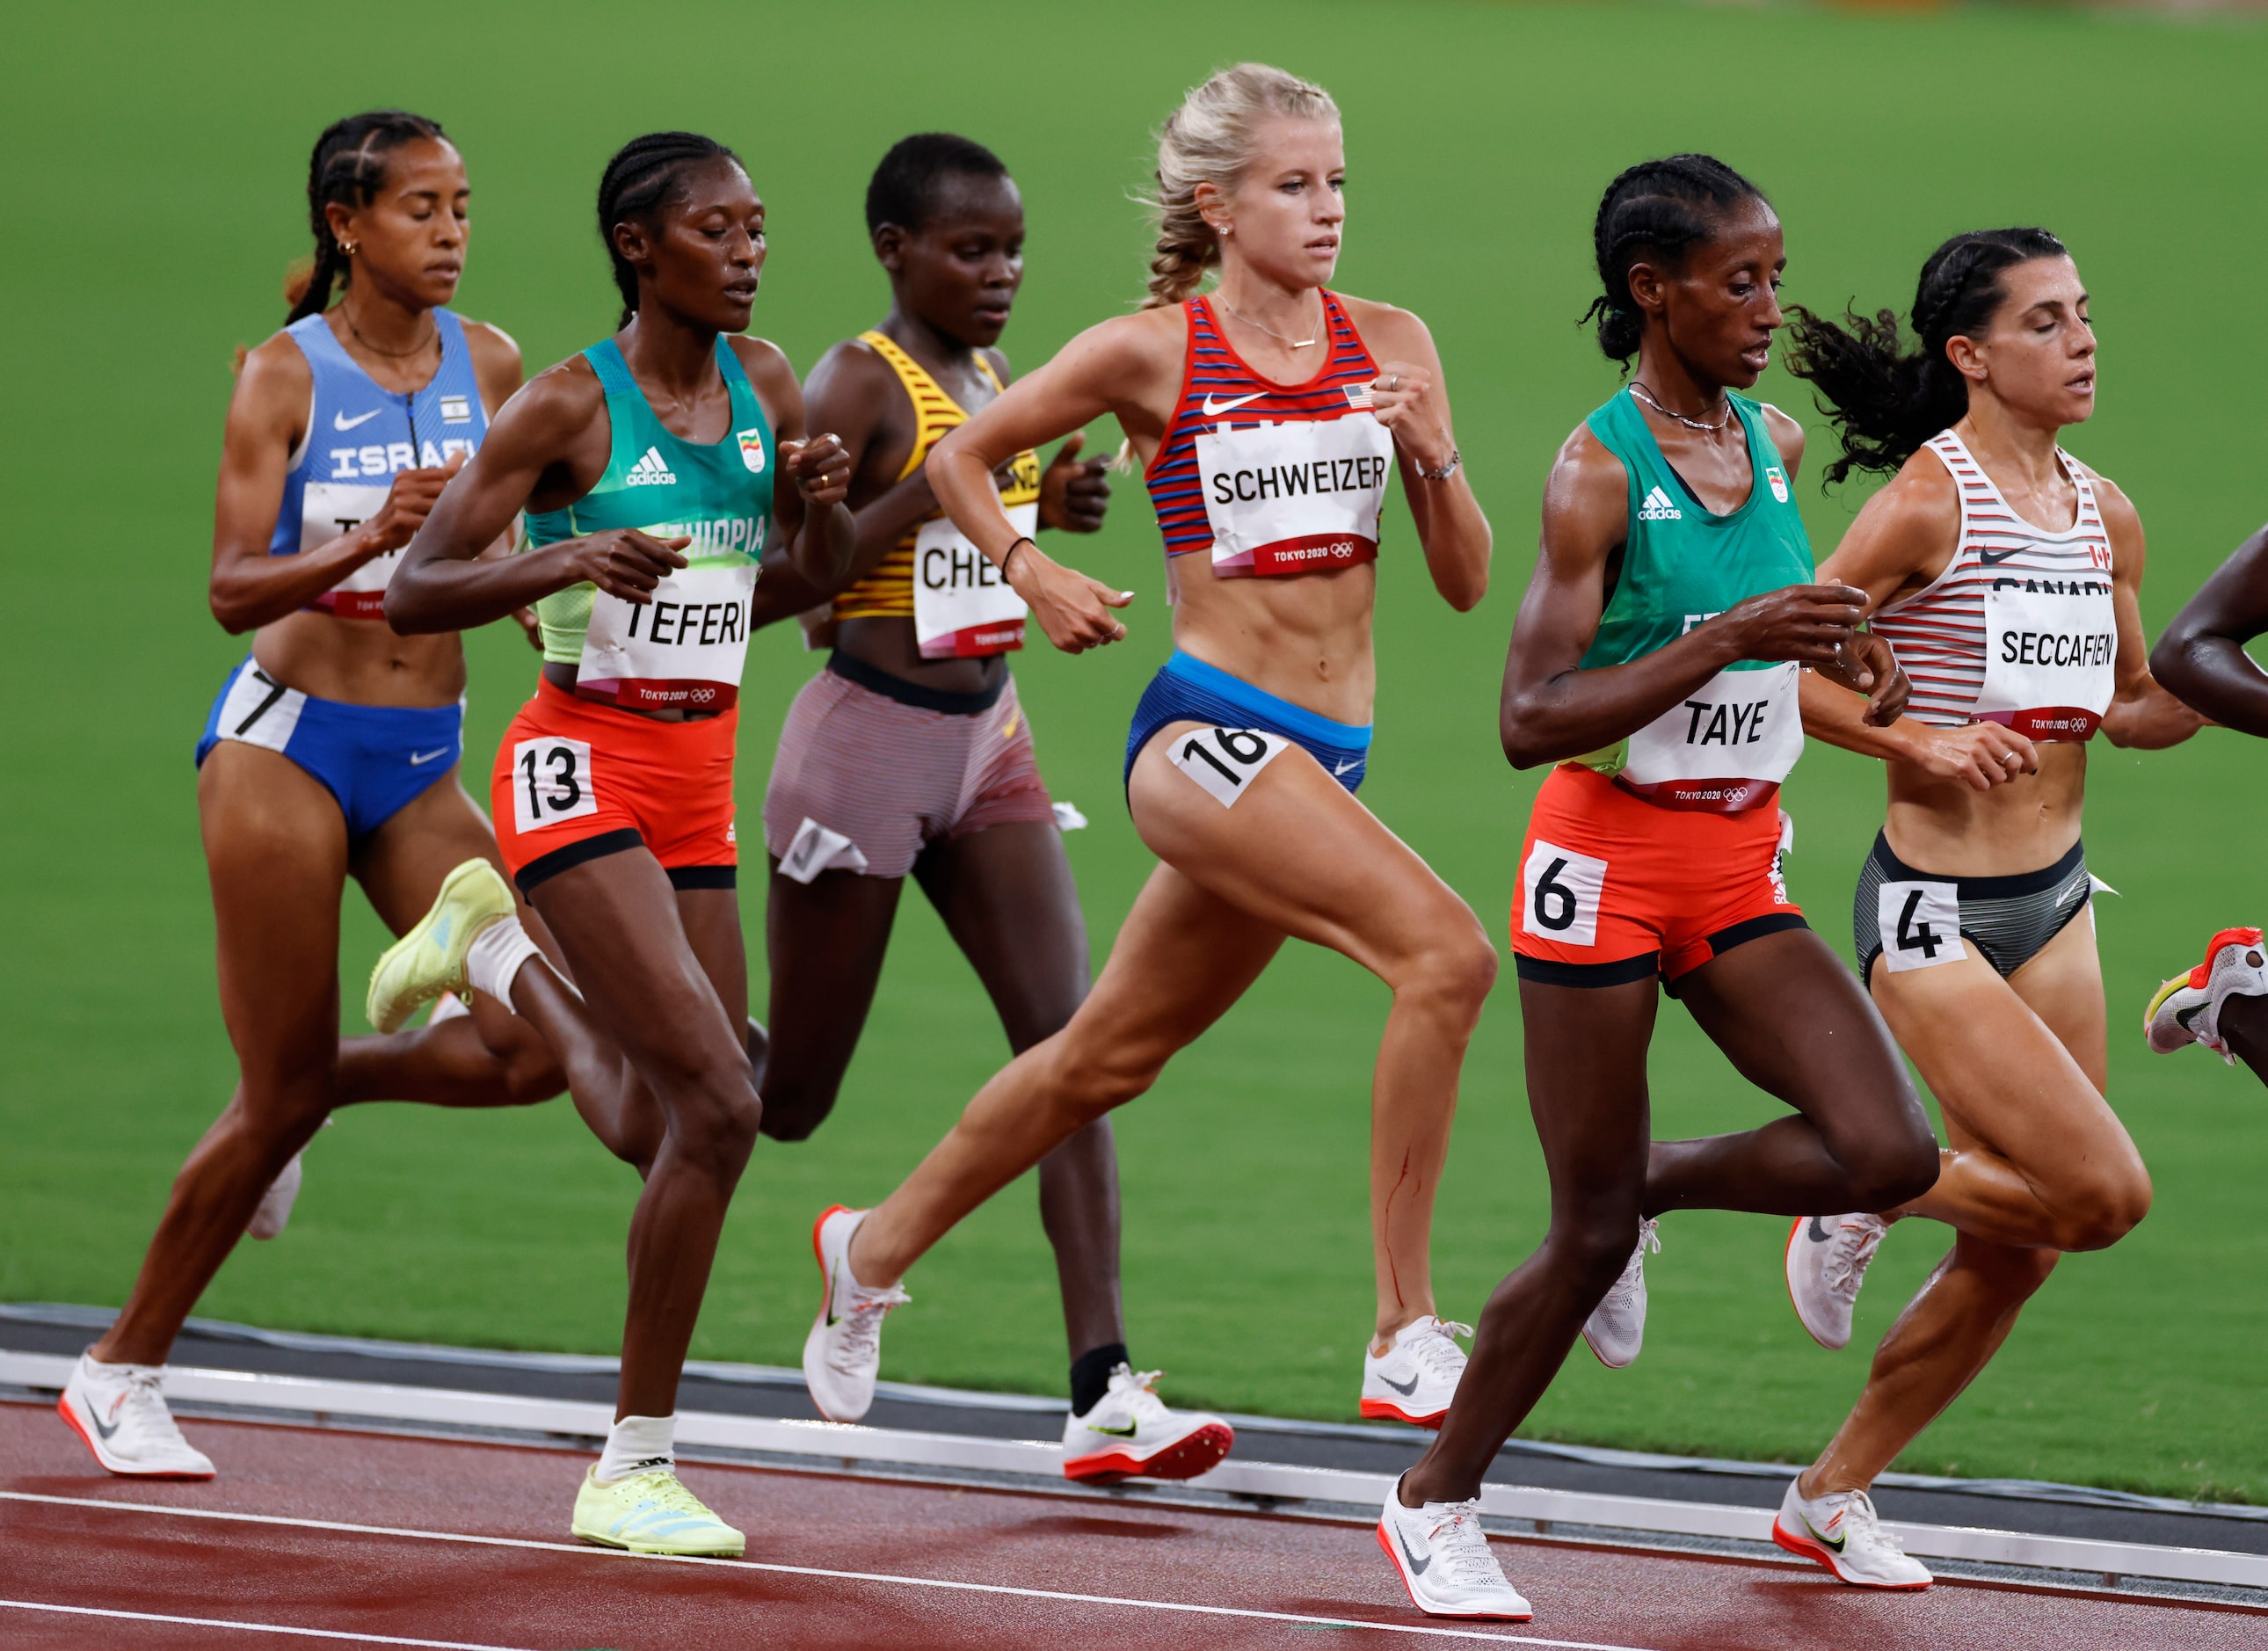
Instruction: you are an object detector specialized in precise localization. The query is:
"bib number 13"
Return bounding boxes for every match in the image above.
[512,736,598,833]
[1168,726,1287,808]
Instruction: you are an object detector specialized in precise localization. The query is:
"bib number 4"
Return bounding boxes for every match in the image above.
[512,737,598,834]
[1876,880,1961,973]
[1167,726,1287,807]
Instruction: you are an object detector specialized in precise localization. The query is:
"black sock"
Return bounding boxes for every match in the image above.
[1068,1342,1130,1416]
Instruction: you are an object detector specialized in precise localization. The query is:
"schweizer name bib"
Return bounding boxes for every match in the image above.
[1974,577,2115,741]
[914,500,1036,659]
[1614,661,1803,812]
[1196,416,1392,577]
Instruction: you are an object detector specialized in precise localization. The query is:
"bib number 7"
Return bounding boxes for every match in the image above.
[1168,726,1288,807]
[1876,880,1961,973]
[512,736,599,833]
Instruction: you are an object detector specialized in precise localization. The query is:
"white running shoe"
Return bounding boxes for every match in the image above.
[801,1205,909,1423]
[1061,1365,1234,1483]
[1581,1218,1660,1369]
[1376,1480,1532,1620]
[2146,927,2268,1062]
[247,1117,333,1241]
[58,1352,214,1479]
[1772,1476,1932,1589]
[1359,1316,1471,1428]
[1785,1212,1886,1351]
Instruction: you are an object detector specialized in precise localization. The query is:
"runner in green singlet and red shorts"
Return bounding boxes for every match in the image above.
[378,131,854,1558]
[1378,156,1942,1622]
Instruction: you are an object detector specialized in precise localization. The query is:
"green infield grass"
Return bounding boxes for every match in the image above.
[6,0,2267,1502]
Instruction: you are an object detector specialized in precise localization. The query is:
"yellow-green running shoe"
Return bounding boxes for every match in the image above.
[365,858,514,1033]
[571,1465,745,1557]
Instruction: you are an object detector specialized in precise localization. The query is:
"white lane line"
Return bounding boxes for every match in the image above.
[0,1599,539,1649]
[0,1491,1654,1648]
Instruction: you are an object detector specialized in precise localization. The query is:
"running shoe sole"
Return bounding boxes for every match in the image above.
[1064,1421,1236,1485]
[365,859,512,1033]
[1373,1521,1533,1620]
[56,1394,213,1480]
[570,1521,745,1558]
[1770,1516,1932,1589]
[1358,1398,1448,1429]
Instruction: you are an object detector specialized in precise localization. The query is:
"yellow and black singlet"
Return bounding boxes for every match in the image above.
[831,331,1042,627]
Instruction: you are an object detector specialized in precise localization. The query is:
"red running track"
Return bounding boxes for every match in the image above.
[2,1400,2261,1650]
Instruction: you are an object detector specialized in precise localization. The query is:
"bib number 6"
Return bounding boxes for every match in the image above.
[1520,840,1606,948]
[1167,726,1287,808]
[512,736,598,833]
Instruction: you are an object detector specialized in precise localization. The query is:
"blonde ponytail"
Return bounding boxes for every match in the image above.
[1140,63,1340,309]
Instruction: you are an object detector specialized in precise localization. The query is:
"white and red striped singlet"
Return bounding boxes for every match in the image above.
[1870,428,2118,742]
[1144,292,1392,577]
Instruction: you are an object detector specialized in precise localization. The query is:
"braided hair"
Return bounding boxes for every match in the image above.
[284,111,449,324]
[1785,228,2069,484]
[1581,155,1768,365]
[596,132,744,328]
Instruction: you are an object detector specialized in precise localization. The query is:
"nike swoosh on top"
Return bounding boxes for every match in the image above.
[1394,1524,1432,1575]
[1379,1371,1421,1396]
[1201,391,1268,418]
[1976,548,2025,565]
[409,748,453,766]
[334,409,383,432]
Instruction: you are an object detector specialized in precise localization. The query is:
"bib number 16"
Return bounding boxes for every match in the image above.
[1167,726,1287,808]
[512,736,598,834]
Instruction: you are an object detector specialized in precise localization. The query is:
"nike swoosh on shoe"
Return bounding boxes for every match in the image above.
[1380,1371,1421,1396]
[1395,1525,1432,1575]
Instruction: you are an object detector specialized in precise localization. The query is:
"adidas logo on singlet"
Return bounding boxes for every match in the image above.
[626,446,677,487]
[1638,485,1683,521]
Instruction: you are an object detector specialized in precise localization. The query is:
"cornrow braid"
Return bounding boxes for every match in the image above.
[1785,227,2068,484]
[596,132,741,329]
[1581,154,1766,365]
[285,111,448,325]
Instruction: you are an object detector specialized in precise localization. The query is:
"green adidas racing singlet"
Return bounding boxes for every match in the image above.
[1573,387,1816,813]
[525,336,774,712]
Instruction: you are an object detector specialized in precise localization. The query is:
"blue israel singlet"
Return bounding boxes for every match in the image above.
[273,309,490,618]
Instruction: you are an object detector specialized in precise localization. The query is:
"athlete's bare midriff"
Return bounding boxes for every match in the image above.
[1164,553,1379,724]
[251,607,467,708]
[1883,738,2086,876]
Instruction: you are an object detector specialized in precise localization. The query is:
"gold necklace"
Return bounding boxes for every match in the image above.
[1217,295,1319,350]
[1631,382,1733,433]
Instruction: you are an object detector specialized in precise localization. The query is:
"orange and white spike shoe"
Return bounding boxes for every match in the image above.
[2145,927,2268,1061]
[1060,1365,1233,1484]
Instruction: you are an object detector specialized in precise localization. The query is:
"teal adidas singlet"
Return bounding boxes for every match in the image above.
[525,337,774,711]
[1573,388,1816,812]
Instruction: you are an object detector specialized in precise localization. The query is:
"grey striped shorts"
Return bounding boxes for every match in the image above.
[1854,833,2091,985]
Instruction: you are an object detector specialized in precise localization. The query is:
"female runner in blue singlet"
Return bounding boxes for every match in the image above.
[60,112,612,1482]
[798,63,1499,1447]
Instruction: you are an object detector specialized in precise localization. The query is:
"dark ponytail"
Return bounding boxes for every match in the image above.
[285,110,448,324]
[1581,154,1768,365]
[1785,227,2069,484]
[595,132,741,329]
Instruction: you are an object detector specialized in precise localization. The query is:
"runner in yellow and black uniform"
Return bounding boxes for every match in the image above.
[754,134,1232,1482]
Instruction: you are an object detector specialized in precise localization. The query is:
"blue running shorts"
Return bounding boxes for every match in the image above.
[1124,650,1372,796]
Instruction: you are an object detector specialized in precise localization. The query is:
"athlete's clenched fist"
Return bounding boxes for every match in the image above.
[781,433,853,508]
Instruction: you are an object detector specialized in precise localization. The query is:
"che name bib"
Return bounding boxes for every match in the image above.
[1615,661,1802,813]
[577,559,756,712]
[1974,578,2115,741]
[299,481,396,619]
[914,499,1037,659]
[1196,415,1392,577]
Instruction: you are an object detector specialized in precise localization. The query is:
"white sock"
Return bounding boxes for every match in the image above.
[594,1413,676,1483]
[465,917,541,1008]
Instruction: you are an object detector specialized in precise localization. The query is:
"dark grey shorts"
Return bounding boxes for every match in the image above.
[1854,833,2091,986]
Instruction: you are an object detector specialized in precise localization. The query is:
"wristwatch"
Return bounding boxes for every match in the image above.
[1418,447,1461,483]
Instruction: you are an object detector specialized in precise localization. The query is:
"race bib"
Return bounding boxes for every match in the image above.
[577,562,757,712]
[777,817,869,884]
[1975,578,2115,742]
[1168,726,1287,806]
[300,481,397,619]
[913,500,1036,659]
[1520,840,1607,949]
[214,662,305,753]
[1195,415,1392,577]
[1617,662,1803,813]
[511,736,598,834]
[1876,880,1962,973]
